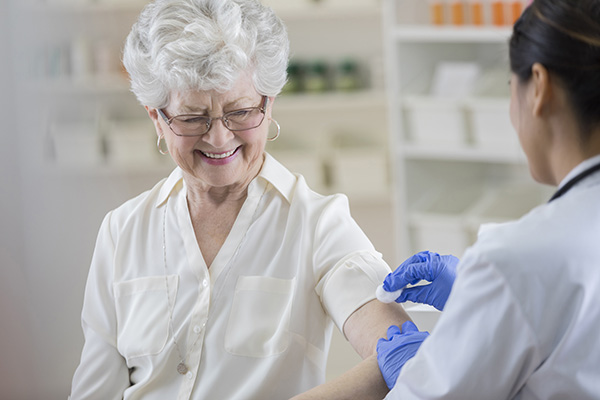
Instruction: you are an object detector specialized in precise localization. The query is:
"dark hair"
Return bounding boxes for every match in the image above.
[509,0,600,138]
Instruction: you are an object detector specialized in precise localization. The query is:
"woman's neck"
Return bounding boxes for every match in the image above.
[544,103,600,185]
[186,182,249,211]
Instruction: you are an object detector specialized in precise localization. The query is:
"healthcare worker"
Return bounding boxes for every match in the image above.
[376,0,600,398]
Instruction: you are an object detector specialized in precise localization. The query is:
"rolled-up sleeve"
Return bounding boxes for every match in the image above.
[313,195,391,334]
[316,252,390,335]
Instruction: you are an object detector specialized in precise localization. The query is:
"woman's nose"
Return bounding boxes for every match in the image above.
[202,118,234,148]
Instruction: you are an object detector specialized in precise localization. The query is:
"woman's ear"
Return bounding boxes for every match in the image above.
[530,62,551,117]
[145,106,159,123]
[267,96,275,117]
[145,106,164,137]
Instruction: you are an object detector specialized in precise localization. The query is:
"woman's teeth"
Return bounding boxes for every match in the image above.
[201,148,236,159]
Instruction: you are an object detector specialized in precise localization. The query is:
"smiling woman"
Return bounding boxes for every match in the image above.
[68,1,410,399]
[147,76,271,197]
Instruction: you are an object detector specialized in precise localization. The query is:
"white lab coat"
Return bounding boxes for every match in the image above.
[388,156,600,399]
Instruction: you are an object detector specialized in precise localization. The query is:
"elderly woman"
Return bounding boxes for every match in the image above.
[69,0,409,399]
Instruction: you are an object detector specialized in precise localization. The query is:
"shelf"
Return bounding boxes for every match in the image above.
[392,25,512,43]
[276,90,387,112]
[25,74,131,94]
[265,2,382,22]
[400,144,526,164]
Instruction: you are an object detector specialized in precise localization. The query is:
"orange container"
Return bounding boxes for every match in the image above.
[510,1,524,23]
[450,1,466,25]
[491,0,506,26]
[470,1,484,25]
[430,1,445,25]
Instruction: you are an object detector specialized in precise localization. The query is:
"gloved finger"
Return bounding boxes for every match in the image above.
[386,325,402,339]
[394,285,435,306]
[383,259,430,292]
[401,320,418,333]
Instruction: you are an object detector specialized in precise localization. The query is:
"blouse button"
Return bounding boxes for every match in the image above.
[193,325,201,334]
[186,371,193,380]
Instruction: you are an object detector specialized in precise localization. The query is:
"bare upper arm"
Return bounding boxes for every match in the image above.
[343,299,411,359]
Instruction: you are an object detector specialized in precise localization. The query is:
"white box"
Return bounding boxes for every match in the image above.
[404,96,466,148]
[269,150,326,194]
[106,119,157,166]
[466,97,521,152]
[410,185,483,256]
[330,147,389,199]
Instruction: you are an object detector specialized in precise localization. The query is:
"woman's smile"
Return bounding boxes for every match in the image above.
[195,146,241,165]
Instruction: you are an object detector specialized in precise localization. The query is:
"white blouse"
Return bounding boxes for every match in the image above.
[70,153,391,400]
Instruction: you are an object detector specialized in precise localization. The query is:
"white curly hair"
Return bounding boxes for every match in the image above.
[123,0,289,108]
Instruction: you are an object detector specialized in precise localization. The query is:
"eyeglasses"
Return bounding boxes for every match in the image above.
[158,96,268,137]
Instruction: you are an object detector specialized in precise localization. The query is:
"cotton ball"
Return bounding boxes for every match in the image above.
[376,284,403,304]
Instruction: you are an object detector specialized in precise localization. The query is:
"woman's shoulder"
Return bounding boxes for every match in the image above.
[263,152,348,208]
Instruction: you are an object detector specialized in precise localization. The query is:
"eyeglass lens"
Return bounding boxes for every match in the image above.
[167,101,266,137]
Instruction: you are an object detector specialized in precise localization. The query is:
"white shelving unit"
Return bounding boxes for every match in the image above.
[383,0,552,262]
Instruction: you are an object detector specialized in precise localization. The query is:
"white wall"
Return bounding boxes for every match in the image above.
[0,2,38,399]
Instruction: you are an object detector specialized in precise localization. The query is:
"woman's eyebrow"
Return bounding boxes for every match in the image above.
[178,97,254,113]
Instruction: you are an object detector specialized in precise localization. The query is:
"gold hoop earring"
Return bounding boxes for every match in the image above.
[267,119,280,141]
[157,135,169,155]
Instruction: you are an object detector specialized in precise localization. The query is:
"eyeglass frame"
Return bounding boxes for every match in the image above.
[157,95,269,137]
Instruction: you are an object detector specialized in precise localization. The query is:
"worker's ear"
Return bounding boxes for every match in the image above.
[530,62,551,117]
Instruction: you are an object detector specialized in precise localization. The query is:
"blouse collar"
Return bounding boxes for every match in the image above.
[155,152,295,208]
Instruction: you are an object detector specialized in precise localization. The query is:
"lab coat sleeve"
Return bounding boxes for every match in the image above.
[70,212,130,400]
[312,195,392,334]
[387,248,542,400]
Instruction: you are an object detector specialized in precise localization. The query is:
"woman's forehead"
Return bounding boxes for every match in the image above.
[169,90,258,112]
[169,75,259,112]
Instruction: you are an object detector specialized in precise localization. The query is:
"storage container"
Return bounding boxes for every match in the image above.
[466,97,521,153]
[404,96,467,148]
[271,150,326,193]
[409,185,482,256]
[267,134,327,193]
[105,118,157,166]
[329,147,389,199]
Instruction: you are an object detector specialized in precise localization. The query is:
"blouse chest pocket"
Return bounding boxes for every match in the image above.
[225,276,296,358]
[113,275,178,360]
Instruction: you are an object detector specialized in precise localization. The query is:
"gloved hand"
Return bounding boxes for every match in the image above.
[383,250,459,311]
[377,321,430,389]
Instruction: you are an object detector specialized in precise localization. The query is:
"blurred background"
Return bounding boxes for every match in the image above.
[1,0,549,398]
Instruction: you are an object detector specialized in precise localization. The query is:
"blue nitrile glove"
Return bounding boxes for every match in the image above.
[383,250,459,311]
[377,321,430,389]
